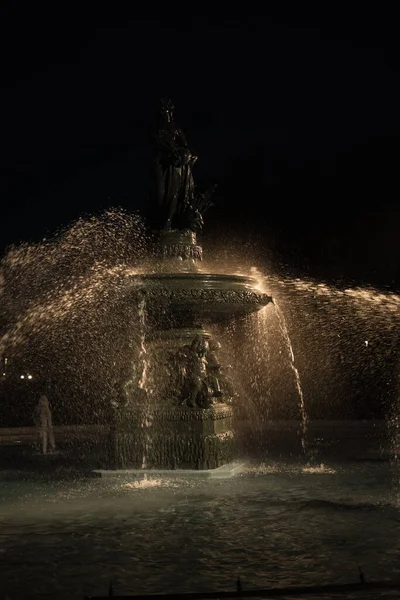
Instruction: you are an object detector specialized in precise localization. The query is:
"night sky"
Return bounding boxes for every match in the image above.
[1,5,400,287]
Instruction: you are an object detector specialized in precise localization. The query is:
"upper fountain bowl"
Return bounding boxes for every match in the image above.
[129,272,273,326]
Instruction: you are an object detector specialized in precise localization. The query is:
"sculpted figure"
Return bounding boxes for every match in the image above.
[152,99,214,232]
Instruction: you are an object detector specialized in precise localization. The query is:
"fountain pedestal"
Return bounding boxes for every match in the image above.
[108,403,234,470]
[105,231,272,471]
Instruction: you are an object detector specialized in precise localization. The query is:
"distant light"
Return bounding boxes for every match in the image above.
[20,375,25,379]
[27,374,33,380]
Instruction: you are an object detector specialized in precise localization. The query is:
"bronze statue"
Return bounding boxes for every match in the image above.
[166,335,211,408]
[204,338,223,398]
[166,334,235,408]
[180,336,212,408]
[151,98,214,232]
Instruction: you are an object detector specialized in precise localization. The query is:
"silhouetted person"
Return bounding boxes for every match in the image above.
[33,394,55,455]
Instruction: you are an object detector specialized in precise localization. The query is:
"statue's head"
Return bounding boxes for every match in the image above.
[208,339,221,352]
[160,97,175,122]
[191,335,209,356]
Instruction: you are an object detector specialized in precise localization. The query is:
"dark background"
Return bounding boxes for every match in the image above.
[1,4,400,287]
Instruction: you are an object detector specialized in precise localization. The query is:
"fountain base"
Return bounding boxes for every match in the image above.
[107,403,234,470]
[94,461,247,479]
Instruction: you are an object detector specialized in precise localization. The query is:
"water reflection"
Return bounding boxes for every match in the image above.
[0,462,399,599]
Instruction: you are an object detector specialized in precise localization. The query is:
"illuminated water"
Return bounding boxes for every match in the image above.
[273,301,308,450]
[2,209,400,447]
[0,462,399,599]
[1,212,400,597]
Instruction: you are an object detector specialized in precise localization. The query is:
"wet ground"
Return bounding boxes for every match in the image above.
[0,460,399,599]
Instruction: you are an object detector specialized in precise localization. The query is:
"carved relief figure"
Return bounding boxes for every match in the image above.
[166,335,235,408]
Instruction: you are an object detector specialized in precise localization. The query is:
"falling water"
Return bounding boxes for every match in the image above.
[265,274,400,455]
[136,291,153,469]
[0,208,148,424]
[273,300,309,452]
[2,208,400,462]
[137,291,148,391]
[248,307,272,435]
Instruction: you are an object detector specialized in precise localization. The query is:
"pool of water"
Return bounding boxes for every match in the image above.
[0,461,399,599]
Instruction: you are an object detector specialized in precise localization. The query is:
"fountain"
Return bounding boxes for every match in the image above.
[3,103,400,600]
[1,100,397,474]
[107,98,272,470]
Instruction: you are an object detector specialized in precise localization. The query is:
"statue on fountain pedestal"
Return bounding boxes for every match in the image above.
[151,98,215,233]
[166,334,233,409]
[170,335,212,408]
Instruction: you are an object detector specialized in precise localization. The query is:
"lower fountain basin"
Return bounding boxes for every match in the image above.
[129,272,272,324]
